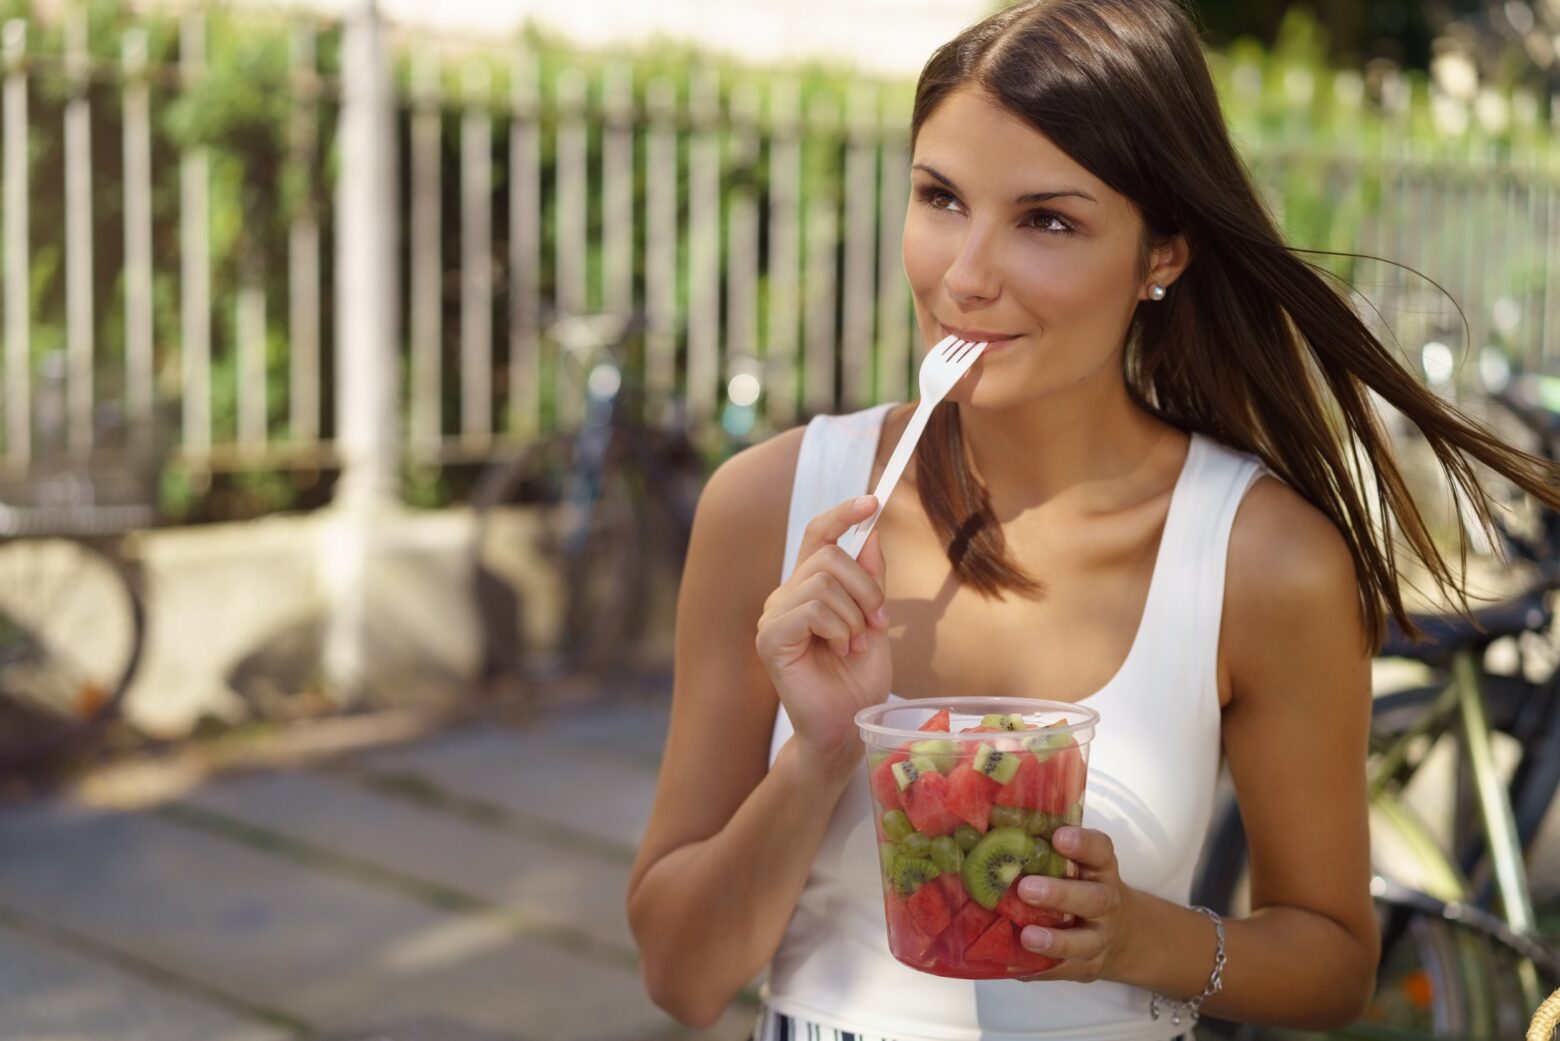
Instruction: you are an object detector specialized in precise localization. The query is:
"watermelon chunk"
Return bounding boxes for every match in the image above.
[918,708,951,733]
[902,771,962,836]
[1036,740,1087,815]
[942,899,998,960]
[906,876,952,936]
[869,752,908,811]
[996,881,1068,929]
[1011,939,1062,974]
[885,894,936,960]
[994,754,1043,809]
[947,763,1000,832]
[934,872,970,913]
[965,915,1018,964]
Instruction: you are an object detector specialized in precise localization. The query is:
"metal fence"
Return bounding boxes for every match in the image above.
[0,10,1557,486]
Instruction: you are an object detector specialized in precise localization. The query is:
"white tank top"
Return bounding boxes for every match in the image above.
[762,402,1267,1041]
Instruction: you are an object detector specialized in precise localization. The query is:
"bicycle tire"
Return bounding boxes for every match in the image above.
[0,536,145,770]
[1191,680,1547,1038]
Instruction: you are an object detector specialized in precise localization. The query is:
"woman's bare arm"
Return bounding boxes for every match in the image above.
[1112,476,1381,1027]
[626,429,870,1027]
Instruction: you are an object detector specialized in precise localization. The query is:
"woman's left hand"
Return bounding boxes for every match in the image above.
[1013,826,1137,983]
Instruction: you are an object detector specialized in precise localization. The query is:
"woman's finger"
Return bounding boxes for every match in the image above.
[797,495,878,564]
[1051,827,1115,873]
[1018,922,1105,964]
[1016,875,1119,921]
[779,545,888,629]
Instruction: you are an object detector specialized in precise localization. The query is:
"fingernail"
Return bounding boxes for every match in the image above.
[872,607,889,628]
[855,495,877,512]
[1021,876,1047,902]
[1056,828,1075,851]
[1026,928,1052,950]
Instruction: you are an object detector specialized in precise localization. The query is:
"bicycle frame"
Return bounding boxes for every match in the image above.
[1366,647,1549,1014]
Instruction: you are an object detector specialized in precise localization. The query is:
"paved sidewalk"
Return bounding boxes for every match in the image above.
[0,682,756,1041]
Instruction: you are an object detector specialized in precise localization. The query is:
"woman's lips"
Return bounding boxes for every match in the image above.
[939,323,1019,353]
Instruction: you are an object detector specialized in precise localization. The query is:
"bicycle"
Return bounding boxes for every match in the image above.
[1191,368,1560,1040]
[472,310,709,685]
[0,458,152,770]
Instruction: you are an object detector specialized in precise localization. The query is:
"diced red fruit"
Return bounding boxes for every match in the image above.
[942,900,998,960]
[964,915,1018,964]
[996,882,1069,929]
[934,872,970,912]
[959,725,1007,733]
[869,753,907,811]
[1036,741,1087,815]
[906,877,952,936]
[1011,939,1062,974]
[918,708,951,733]
[947,763,1000,833]
[901,771,962,836]
[994,754,1043,809]
[885,894,936,960]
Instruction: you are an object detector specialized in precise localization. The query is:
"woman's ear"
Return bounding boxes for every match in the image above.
[1147,232,1192,292]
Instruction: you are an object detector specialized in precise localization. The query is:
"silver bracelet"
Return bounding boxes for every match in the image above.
[1148,905,1226,1028]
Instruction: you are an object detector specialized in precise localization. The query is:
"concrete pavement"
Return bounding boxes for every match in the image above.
[0,683,755,1041]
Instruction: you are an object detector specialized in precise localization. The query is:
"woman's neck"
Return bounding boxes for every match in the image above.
[956,376,1183,524]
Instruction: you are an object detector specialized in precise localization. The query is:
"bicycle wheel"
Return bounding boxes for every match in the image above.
[0,536,144,769]
[1192,680,1544,1038]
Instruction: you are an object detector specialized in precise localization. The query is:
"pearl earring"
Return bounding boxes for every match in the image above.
[1149,283,1167,301]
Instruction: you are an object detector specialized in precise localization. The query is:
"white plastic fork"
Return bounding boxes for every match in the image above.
[839,335,986,560]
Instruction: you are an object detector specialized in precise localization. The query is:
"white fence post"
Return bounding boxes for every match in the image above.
[180,14,211,464]
[123,29,154,456]
[288,22,322,450]
[64,6,94,457]
[3,21,28,471]
[409,46,441,461]
[460,60,492,452]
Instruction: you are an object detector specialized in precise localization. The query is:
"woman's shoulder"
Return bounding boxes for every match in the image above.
[1221,471,1366,684]
[687,425,808,582]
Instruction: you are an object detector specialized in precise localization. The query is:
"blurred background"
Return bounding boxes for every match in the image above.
[0,0,1558,1039]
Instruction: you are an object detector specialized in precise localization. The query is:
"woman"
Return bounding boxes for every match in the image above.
[626,1,1560,1038]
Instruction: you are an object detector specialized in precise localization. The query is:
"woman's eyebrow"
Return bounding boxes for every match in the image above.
[911,163,1098,205]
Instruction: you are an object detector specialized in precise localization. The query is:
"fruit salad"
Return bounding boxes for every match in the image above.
[858,701,1095,980]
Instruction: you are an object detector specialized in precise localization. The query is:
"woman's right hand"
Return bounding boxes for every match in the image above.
[755,495,892,772]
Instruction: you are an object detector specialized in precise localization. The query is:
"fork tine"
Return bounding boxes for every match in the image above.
[935,335,961,359]
[953,340,984,364]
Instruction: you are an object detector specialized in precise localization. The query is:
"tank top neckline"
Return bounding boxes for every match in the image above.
[863,404,1206,710]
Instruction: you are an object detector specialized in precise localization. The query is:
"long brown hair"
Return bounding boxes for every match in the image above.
[908,0,1560,649]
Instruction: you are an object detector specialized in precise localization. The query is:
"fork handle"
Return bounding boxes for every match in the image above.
[839,398,935,560]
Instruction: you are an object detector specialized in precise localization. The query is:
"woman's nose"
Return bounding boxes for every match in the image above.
[942,232,1001,304]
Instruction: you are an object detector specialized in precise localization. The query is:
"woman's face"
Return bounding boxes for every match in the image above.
[903,87,1173,410]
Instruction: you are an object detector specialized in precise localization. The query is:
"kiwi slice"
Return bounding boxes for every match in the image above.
[881,809,914,841]
[909,738,959,773]
[1027,731,1073,763]
[980,712,1027,731]
[900,831,933,858]
[931,835,963,875]
[960,826,1034,910]
[888,853,942,896]
[988,804,1027,830]
[953,824,981,852]
[891,755,942,791]
[972,743,1021,784]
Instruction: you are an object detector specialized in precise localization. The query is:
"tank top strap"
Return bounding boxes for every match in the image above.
[780,402,898,584]
[1139,433,1269,696]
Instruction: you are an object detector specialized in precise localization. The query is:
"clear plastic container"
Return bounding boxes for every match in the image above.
[854,697,1099,979]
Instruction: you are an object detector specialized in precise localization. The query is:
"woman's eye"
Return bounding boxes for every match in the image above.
[1024,211,1075,235]
[917,187,961,212]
